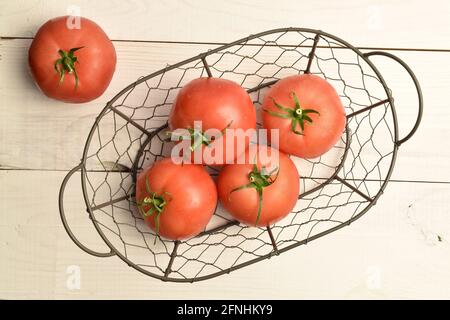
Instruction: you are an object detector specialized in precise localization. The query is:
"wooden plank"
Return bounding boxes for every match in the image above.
[0,39,209,171]
[0,38,448,182]
[1,0,450,50]
[0,170,449,299]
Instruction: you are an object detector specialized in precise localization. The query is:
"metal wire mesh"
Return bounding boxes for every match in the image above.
[77,29,398,282]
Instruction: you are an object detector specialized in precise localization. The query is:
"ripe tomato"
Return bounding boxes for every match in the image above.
[217,145,299,227]
[169,77,256,165]
[135,158,217,240]
[262,74,346,158]
[28,16,116,103]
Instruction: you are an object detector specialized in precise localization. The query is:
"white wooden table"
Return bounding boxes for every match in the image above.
[1,0,449,299]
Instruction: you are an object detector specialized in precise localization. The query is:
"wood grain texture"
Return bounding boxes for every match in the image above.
[1,0,450,49]
[0,39,447,181]
[1,170,449,299]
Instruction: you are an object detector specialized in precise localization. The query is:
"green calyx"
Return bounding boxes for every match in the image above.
[264,92,320,135]
[54,47,84,89]
[187,127,213,151]
[136,176,171,242]
[168,121,233,151]
[230,163,279,226]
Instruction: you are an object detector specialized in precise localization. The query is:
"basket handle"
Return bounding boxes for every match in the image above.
[364,51,423,146]
[59,164,116,258]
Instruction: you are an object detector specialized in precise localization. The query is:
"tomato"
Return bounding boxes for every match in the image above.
[135,158,217,240]
[262,74,346,158]
[28,16,116,103]
[169,77,256,165]
[217,145,299,227]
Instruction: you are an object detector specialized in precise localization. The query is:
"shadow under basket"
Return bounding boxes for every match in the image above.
[59,28,423,282]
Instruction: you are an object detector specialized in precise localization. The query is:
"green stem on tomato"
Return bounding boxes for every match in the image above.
[263,91,320,135]
[54,47,84,89]
[229,163,279,225]
[136,175,171,243]
[167,121,233,151]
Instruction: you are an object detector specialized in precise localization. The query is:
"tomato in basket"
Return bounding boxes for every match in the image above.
[262,74,346,158]
[135,158,217,240]
[217,144,300,227]
[168,77,257,165]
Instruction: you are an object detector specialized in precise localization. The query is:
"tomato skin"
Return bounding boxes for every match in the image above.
[135,158,217,240]
[169,77,256,165]
[217,145,300,227]
[28,16,116,103]
[262,74,346,158]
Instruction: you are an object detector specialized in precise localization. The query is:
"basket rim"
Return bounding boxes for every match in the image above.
[76,27,400,282]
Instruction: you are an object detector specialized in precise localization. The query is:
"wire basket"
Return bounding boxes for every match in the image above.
[59,28,423,282]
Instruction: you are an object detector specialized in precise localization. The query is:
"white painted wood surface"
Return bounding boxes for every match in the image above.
[2,0,450,49]
[1,0,449,299]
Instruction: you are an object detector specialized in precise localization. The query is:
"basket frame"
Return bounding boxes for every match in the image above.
[58,27,423,282]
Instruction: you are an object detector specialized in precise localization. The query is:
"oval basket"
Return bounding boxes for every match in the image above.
[59,28,423,282]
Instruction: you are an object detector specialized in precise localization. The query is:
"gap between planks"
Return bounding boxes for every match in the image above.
[1,36,450,53]
[1,167,450,185]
